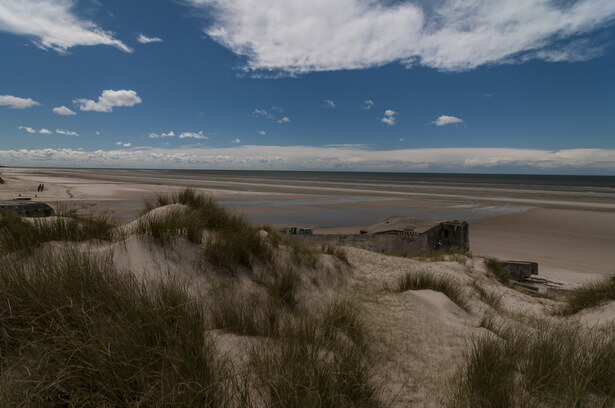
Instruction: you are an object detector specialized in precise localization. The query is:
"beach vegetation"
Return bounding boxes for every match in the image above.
[0,175,4,184]
[208,282,283,337]
[321,244,350,264]
[0,208,115,254]
[471,281,503,311]
[396,270,470,312]
[485,257,510,284]
[560,275,615,315]
[449,320,615,407]
[0,247,231,406]
[250,298,381,407]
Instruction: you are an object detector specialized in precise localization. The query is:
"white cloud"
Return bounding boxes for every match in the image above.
[96,131,101,135]
[1,146,614,174]
[252,109,274,119]
[115,141,132,147]
[137,34,163,44]
[362,100,374,110]
[189,0,615,73]
[232,138,241,144]
[258,130,266,136]
[381,109,397,126]
[74,89,142,113]
[433,115,464,126]
[149,131,176,139]
[123,142,132,147]
[18,126,36,134]
[115,141,122,145]
[0,0,131,53]
[179,131,208,139]
[39,128,52,134]
[399,138,404,142]
[322,99,336,108]
[277,116,290,124]
[0,94,40,109]
[53,105,76,115]
[56,129,79,136]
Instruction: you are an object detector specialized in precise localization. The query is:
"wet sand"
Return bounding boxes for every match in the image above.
[1,167,613,284]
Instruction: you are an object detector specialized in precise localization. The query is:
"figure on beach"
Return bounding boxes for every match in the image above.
[37,183,45,192]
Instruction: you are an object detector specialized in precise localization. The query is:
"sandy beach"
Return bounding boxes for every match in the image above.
[1,167,613,284]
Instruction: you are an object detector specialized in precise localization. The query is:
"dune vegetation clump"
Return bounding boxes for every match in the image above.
[449,320,615,407]
[396,270,470,312]
[560,275,615,315]
[0,208,115,255]
[0,248,230,406]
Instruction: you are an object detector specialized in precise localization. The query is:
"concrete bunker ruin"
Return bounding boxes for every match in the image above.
[284,217,469,257]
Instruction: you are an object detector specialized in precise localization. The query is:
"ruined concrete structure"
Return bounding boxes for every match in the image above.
[287,217,469,257]
[0,200,55,217]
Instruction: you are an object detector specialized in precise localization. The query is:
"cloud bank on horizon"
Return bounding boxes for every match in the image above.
[1,146,614,174]
[191,0,615,73]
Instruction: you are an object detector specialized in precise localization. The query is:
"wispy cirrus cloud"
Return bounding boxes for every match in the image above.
[39,128,52,134]
[0,0,131,53]
[0,94,40,109]
[188,0,615,74]
[53,105,76,115]
[252,109,274,119]
[1,146,614,174]
[74,89,142,113]
[433,115,464,126]
[322,99,336,109]
[137,34,163,44]
[362,100,374,110]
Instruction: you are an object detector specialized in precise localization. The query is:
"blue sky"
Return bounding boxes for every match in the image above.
[1,0,615,174]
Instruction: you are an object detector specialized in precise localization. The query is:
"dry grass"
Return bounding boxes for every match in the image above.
[0,247,231,406]
[449,320,615,407]
[560,276,615,315]
[0,209,116,254]
[396,270,470,312]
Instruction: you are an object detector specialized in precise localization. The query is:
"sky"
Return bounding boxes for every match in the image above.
[1,0,615,174]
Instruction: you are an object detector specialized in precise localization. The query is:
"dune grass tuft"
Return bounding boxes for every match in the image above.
[138,189,275,270]
[485,257,510,284]
[396,270,470,312]
[0,247,231,406]
[449,321,615,407]
[560,275,615,315]
[471,281,503,311]
[321,244,350,265]
[208,282,283,337]
[251,298,381,407]
[0,209,115,254]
